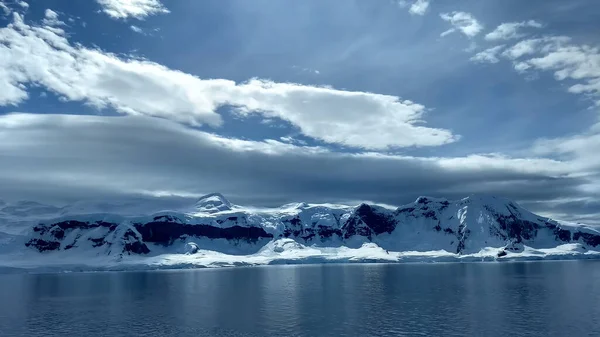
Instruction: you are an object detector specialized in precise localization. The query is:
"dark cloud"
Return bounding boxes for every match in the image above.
[0,113,596,223]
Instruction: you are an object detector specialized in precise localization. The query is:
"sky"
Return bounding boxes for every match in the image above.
[0,0,599,223]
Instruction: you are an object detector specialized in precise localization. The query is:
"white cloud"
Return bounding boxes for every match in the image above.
[0,13,457,150]
[42,9,64,27]
[397,0,430,16]
[527,45,600,80]
[280,136,308,146]
[500,36,600,106]
[18,1,28,9]
[409,0,430,16]
[96,0,169,20]
[530,123,600,177]
[440,11,483,38]
[502,39,541,60]
[485,20,542,41]
[470,45,505,64]
[501,36,570,60]
[440,28,455,37]
[0,1,11,16]
[513,61,531,73]
[130,25,143,33]
[229,79,458,149]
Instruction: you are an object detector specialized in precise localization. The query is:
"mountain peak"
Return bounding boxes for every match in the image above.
[459,194,518,208]
[194,193,232,213]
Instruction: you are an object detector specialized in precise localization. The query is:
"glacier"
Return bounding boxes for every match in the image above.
[1,194,600,272]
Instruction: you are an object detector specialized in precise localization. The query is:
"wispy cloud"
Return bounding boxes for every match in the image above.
[485,20,543,41]
[483,35,600,106]
[130,25,143,33]
[96,0,169,20]
[470,45,505,64]
[440,11,483,38]
[396,0,430,16]
[0,1,11,16]
[409,0,430,16]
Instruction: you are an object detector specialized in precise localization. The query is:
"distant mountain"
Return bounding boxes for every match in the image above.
[12,193,599,261]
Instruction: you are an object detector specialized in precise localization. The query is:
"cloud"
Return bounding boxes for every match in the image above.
[229,79,458,149]
[96,0,169,20]
[130,25,143,33]
[484,20,543,41]
[0,13,457,150]
[531,124,600,171]
[501,36,600,106]
[42,9,64,27]
[0,113,590,220]
[396,0,430,16]
[18,1,28,9]
[280,136,307,146]
[470,45,505,64]
[469,32,600,175]
[0,1,10,16]
[409,0,430,16]
[440,11,483,38]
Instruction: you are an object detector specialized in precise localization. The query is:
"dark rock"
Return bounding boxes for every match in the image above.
[153,215,181,222]
[342,216,372,240]
[423,210,437,220]
[554,228,571,242]
[25,239,60,252]
[351,204,396,235]
[456,225,471,254]
[124,241,150,254]
[134,221,273,245]
[88,237,105,247]
[573,232,600,247]
[395,207,415,215]
[495,213,539,242]
[317,226,342,239]
[49,226,65,240]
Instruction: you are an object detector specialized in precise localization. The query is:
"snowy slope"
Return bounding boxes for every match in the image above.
[1,193,599,271]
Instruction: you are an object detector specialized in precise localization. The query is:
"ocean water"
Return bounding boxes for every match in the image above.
[1,261,599,336]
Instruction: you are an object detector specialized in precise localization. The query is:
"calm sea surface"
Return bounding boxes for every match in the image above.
[1,261,599,337]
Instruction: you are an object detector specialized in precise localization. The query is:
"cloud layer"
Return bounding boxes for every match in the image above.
[0,113,588,218]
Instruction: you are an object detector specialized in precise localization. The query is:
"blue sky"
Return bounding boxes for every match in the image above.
[1,0,600,223]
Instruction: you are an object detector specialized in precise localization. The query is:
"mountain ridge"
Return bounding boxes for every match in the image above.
[6,193,597,262]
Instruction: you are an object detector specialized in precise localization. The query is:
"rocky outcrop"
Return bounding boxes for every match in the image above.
[342,204,396,240]
[133,220,273,245]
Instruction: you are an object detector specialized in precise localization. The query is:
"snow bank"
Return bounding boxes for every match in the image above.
[1,240,599,273]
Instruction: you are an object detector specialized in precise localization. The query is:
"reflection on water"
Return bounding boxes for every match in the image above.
[1,261,600,336]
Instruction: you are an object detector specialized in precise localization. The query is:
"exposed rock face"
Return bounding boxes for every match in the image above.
[133,221,274,245]
[342,204,396,240]
[22,194,600,256]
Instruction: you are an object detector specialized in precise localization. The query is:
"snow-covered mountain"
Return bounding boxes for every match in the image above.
[1,194,599,271]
